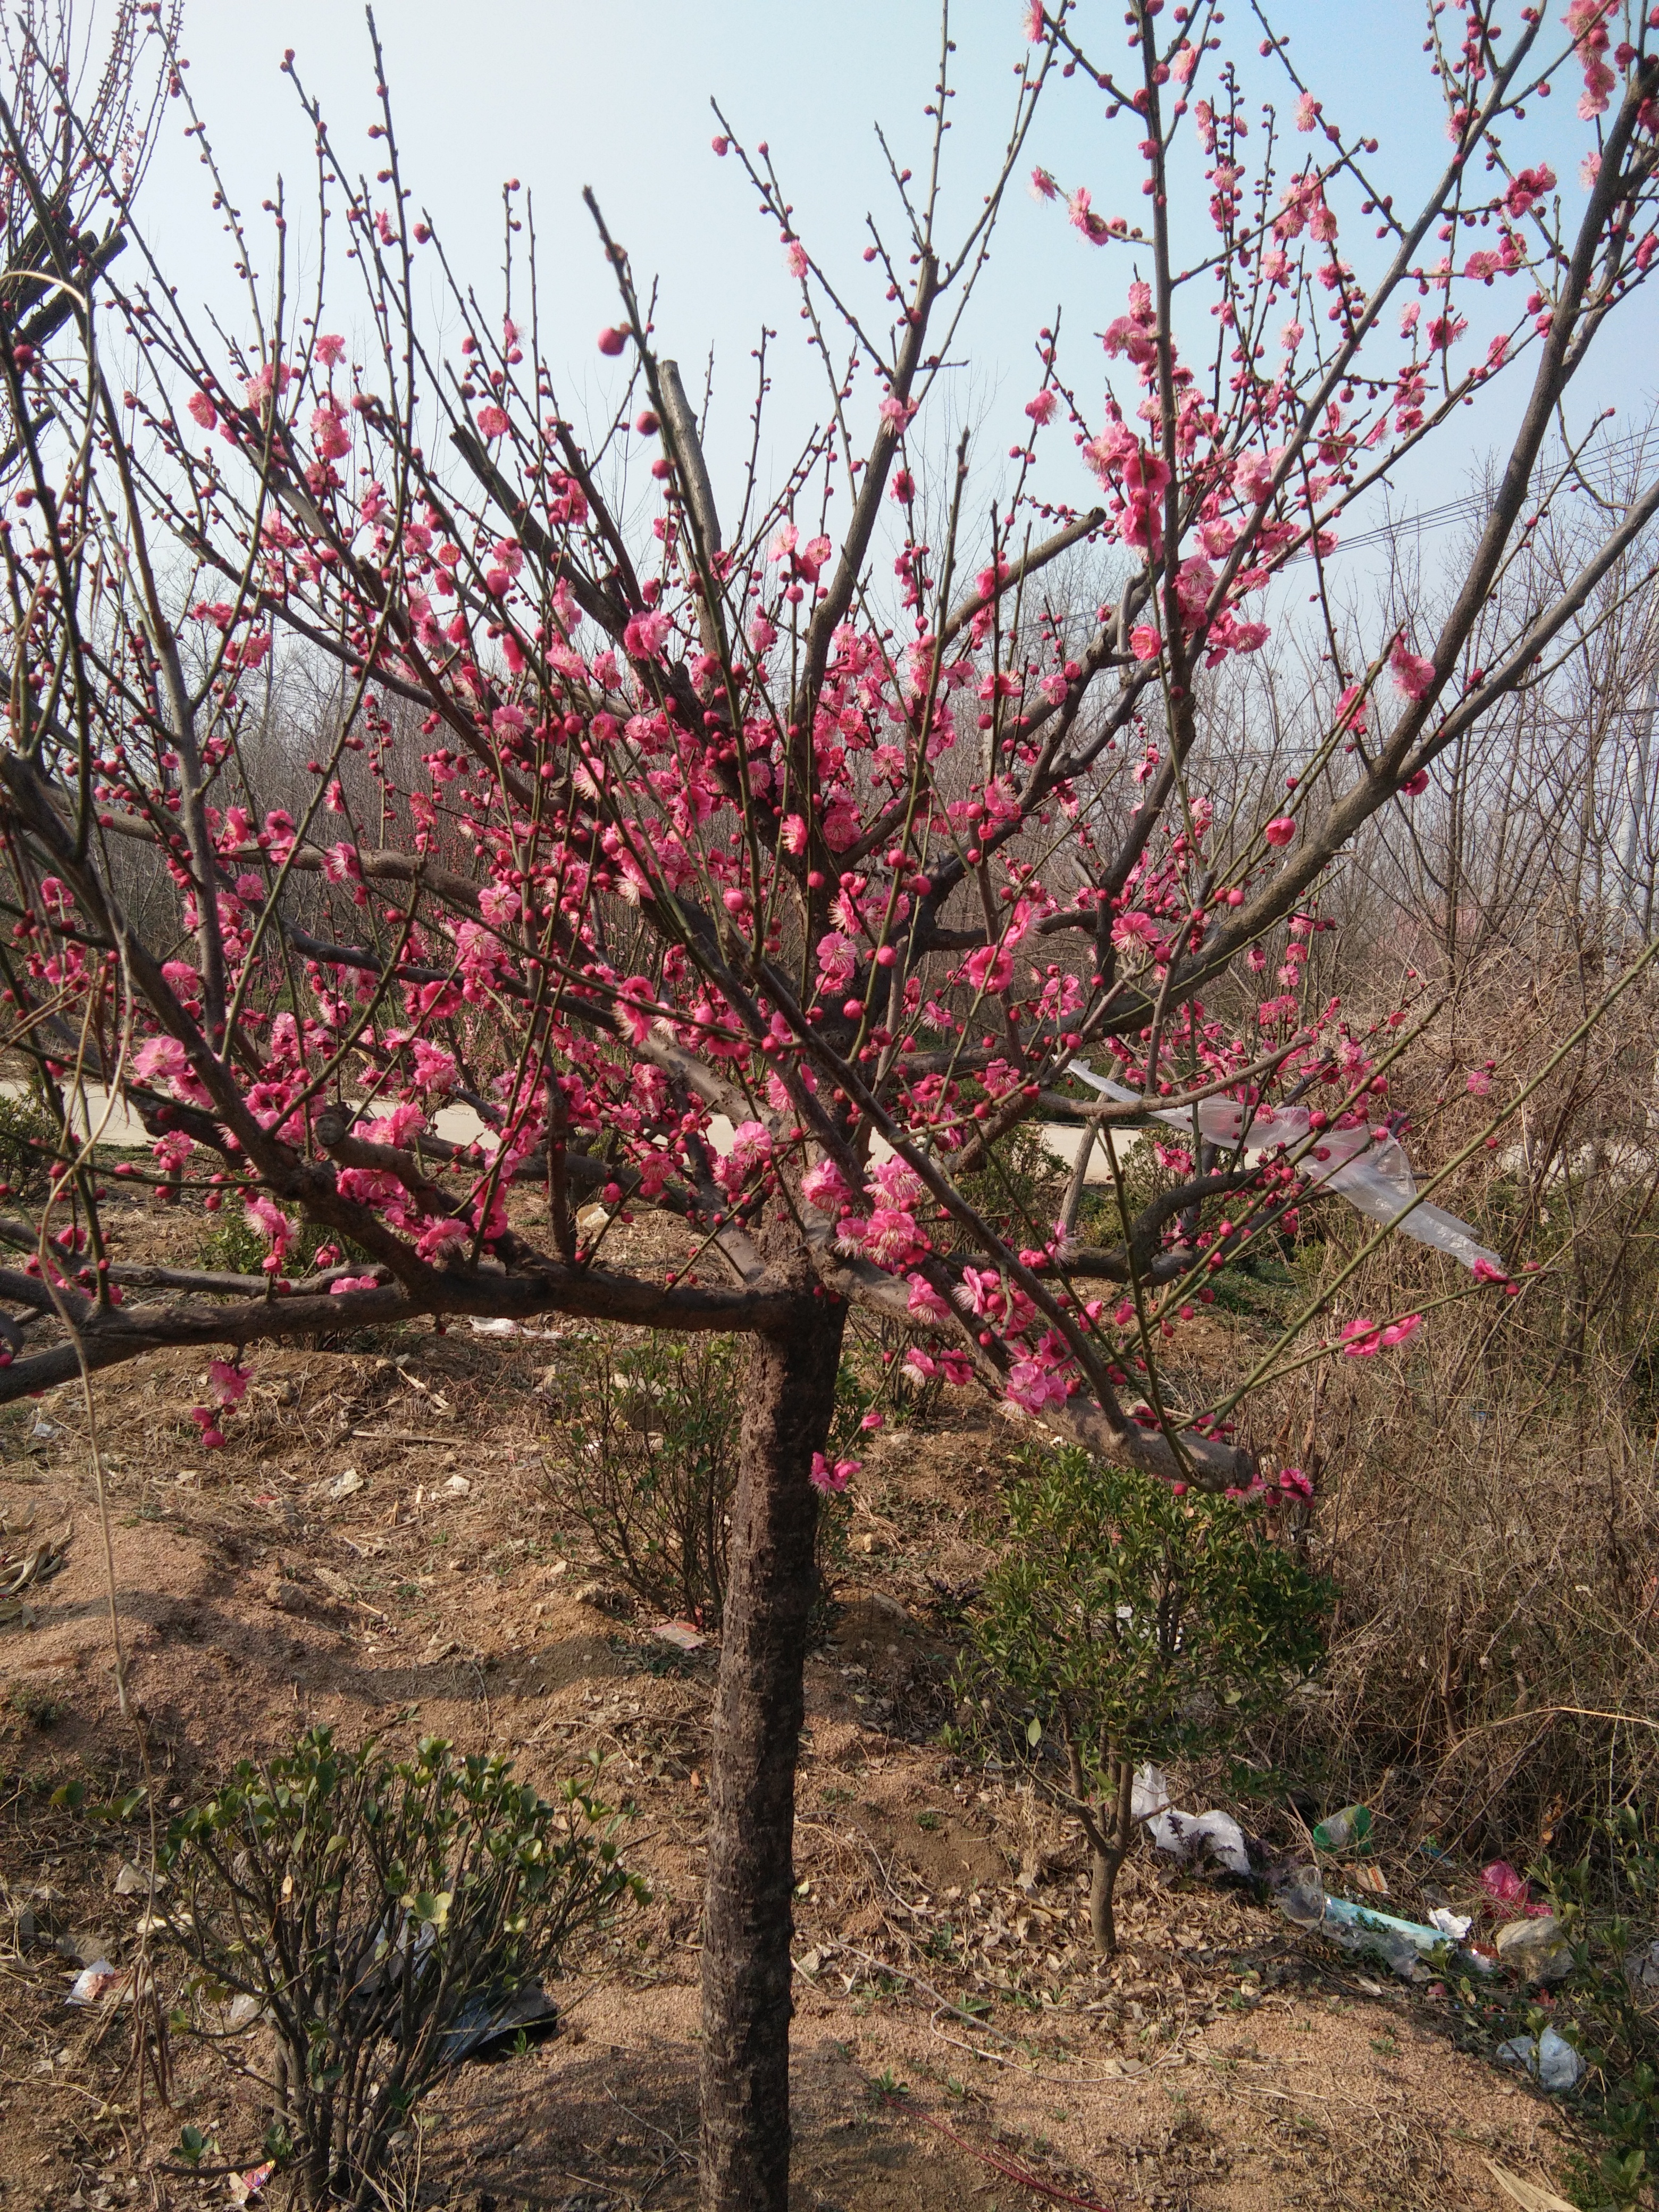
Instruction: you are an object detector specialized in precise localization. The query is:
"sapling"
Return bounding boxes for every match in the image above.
[961,1444,1329,1954]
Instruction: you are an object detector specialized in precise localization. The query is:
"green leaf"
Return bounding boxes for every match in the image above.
[1026,1715,1042,1748]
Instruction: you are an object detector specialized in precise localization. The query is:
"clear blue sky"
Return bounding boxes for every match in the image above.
[103,1,1653,571]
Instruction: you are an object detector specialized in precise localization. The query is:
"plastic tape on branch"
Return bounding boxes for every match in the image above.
[1066,1061,1502,1275]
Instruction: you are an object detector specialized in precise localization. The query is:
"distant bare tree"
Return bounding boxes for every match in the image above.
[0,0,177,468]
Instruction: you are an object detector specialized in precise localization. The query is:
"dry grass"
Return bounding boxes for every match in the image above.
[1244,939,1659,1867]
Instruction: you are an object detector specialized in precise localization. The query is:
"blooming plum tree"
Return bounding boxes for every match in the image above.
[1,4,1657,2205]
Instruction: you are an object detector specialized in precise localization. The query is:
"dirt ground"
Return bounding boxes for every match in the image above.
[0,1294,1583,2211]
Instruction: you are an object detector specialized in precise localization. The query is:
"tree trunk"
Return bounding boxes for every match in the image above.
[1086,1759,1135,1956]
[699,1290,846,2212]
[1088,1838,1124,1955]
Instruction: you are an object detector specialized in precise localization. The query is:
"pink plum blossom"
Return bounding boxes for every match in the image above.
[802,1158,854,1213]
[245,1194,294,1272]
[1390,640,1437,700]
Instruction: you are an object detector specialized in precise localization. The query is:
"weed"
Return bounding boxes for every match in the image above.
[6,1683,66,1730]
[629,1637,701,1681]
[1529,1805,1659,2209]
[174,2123,217,2170]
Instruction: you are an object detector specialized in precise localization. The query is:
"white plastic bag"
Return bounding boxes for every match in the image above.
[1068,1063,1503,1274]
[1147,1806,1251,1876]
[1497,2026,1585,2092]
[1130,1762,1170,1821]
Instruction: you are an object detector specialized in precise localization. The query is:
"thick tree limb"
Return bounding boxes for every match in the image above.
[0,1263,815,1405]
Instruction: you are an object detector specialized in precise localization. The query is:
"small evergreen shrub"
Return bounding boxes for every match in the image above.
[157,1728,641,2209]
[955,1443,1329,1952]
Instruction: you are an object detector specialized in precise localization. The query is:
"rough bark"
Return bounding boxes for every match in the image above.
[699,1285,847,2212]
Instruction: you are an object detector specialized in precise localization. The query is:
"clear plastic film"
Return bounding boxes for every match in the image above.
[1067,1062,1503,1275]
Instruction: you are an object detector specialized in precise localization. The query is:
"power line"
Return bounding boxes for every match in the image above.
[1289,423,1657,560]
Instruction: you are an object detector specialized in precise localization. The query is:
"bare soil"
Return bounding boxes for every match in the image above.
[0,1255,1580,2212]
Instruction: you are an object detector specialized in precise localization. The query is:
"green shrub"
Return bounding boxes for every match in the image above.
[1070,1129,1167,1249]
[539,1330,864,1628]
[197,1203,351,1279]
[955,1443,1329,1953]
[157,1727,641,2210]
[953,1118,1067,1252]
[540,1332,744,1626]
[845,1309,948,1428]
